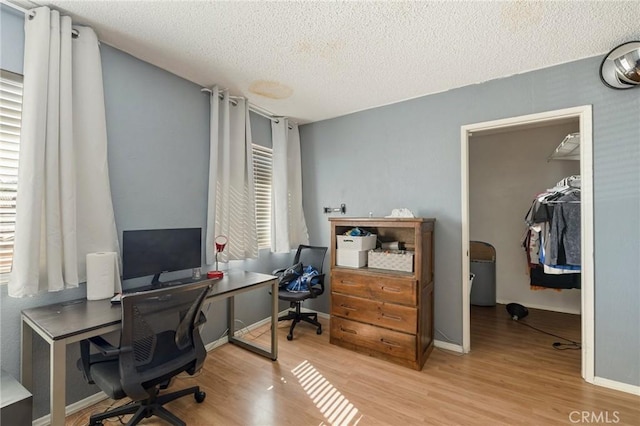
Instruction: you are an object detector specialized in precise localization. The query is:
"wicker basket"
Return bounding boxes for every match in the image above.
[368,249,414,272]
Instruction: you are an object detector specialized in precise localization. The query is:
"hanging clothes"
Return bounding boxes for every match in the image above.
[548,191,581,266]
[522,176,581,290]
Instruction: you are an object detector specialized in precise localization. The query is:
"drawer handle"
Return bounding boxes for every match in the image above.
[340,326,357,334]
[340,280,356,285]
[340,304,357,311]
[381,313,402,321]
[381,286,401,293]
[380,339,401,348]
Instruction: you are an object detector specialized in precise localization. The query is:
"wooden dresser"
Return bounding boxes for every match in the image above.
[329,217,435,370]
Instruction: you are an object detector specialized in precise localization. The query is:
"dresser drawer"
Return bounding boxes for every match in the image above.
[331,317,416,361]
[331,270,417,305]
[331,293,417,334]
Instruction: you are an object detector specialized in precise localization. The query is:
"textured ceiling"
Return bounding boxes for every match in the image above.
[26,1,640,123]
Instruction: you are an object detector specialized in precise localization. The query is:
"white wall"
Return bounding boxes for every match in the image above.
[469,122,580,313]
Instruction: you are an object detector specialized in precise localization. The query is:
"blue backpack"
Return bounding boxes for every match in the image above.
[286,265,320,292]
[278,262,303,289]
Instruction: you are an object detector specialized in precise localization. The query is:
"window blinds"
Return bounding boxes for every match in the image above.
[252,144,272,249]
[0,70,22,280]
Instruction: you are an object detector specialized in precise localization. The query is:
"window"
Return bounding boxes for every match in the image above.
[252,144,272,249]
[0,70,23,282]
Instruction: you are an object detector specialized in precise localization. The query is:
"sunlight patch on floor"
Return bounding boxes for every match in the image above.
[292,360,363,426]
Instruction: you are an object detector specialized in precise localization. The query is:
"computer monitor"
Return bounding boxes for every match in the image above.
[122,228,201,284]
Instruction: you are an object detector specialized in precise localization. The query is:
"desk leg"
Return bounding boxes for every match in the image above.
[271,280,278,360]
[20,317,33,392]
[50,340,66,426]
[228,295,235,338]
[225,279,278,360]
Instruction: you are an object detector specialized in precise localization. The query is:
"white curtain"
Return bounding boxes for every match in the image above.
[271,119,309,253]
[206,87,258,264]
[9,7,119,297]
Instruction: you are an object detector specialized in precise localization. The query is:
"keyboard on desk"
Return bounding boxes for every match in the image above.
[123,278,200,294]
[111,278,207,304]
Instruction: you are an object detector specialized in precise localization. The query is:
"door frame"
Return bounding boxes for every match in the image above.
[460,105,594,383]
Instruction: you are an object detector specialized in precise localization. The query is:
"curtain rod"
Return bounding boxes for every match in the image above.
[200,87,294,128]
[2,1,79,37]
[1,0,28,14]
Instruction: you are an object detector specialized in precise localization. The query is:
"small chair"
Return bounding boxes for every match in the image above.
[275,245,328,341]
[77,281,212,426]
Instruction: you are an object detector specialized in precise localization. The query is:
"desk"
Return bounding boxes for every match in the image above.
[21,270,278,426]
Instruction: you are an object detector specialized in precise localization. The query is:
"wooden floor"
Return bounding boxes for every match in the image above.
[67,305,640,425]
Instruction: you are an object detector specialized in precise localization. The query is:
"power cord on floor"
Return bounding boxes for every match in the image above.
[71,398,135,426]
[514,320,581,350]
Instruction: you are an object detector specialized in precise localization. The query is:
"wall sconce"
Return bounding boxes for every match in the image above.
[599,41,640,89]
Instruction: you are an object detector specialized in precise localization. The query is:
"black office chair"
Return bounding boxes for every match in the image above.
[275,245,328,341]
[77,281,212,426]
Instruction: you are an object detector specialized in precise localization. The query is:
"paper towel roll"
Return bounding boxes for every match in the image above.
[86,252,122,300]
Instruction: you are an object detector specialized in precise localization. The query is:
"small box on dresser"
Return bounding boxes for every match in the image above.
[336,249,368,268]
[336,234,377,250]
[329,217,435,371]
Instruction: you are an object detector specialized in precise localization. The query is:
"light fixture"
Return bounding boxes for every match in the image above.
[207,235,227,279]
[599,41,640,89]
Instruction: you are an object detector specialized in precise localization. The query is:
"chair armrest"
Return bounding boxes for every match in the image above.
[78,337,120,385]
[195,311,207,328]
[88,336,121,357]
[307,273,325,297]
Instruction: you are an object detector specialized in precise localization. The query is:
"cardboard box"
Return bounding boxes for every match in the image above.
[368,249,414,272]
[337,249,368,268]
[336,234,377,250]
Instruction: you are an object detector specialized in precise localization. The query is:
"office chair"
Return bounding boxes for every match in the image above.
[77,281,212,426]
[275,245,328,341]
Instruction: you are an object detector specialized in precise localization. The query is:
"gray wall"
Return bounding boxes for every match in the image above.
[0,8,290,419]
[300,57,640,387]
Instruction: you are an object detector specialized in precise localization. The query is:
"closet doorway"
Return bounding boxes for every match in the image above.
[460,106,594,383]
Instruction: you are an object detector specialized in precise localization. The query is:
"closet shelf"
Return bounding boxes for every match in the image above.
[548,133,580,161]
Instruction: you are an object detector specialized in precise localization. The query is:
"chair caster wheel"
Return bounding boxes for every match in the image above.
[195,390,206,403]
[287,333,293,341]
[316,327,322,335]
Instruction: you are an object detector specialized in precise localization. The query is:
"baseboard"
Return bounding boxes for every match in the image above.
[593,376,640,396]
[204,314,276,352]
[32,391,109,426]
[204,334,229,352]
[434,339,464,353]
[203,308,330,353]
[496,299,581,315]
[298,307,330,320]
